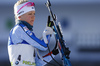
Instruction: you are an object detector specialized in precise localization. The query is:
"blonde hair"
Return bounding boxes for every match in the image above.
[14,0,28,6]
[14,0,28,24]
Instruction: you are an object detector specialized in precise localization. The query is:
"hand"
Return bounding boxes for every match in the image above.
[43,16,54,44]
[43,27,53,44]
[43,27,53,35]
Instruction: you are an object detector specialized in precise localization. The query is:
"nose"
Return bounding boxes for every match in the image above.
[31,15,35,19]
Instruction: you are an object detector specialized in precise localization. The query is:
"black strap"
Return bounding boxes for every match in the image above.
[17,55,21,61]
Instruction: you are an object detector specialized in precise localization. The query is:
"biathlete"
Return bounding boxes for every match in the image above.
[8,0,59,66]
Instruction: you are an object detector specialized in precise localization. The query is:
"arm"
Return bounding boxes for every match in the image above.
[13,25,48,51]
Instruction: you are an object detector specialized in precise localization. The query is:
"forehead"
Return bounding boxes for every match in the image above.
[21,11,35,17]
[26,11,35,14]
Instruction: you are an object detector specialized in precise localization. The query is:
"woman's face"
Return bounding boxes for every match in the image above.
[19,11,35,26]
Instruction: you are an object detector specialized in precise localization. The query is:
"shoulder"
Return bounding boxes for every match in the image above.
[14,25,22,30]
[12,25,23,34]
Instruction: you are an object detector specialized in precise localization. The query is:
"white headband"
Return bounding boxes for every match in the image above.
[14,2,35,17]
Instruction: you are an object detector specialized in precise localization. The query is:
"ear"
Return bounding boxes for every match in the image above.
[18,16,21,19]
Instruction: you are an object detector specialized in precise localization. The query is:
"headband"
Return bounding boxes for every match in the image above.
[14,2,35,17]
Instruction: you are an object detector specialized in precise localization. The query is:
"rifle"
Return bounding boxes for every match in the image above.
[45,0,72,66]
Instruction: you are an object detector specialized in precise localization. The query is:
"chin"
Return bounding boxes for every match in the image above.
[30,24,33,26]
[29,22,33,26]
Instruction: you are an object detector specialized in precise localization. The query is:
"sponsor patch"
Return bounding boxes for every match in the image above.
[27,31,32,36]
[15,61,19,65]
[23,26,29,31]
[23,60,36,65]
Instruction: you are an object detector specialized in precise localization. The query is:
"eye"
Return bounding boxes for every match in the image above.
[28,13,32,15]
[33,13,35,16]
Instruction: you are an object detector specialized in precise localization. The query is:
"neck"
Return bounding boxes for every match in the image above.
[17,20,33,31]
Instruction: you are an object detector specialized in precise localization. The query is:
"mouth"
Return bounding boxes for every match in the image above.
[30,20,34,23]
[29,20,34,25]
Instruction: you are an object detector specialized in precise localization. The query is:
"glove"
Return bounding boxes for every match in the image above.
[43,27,53,35]
[43,27,53,44]
[43,16,54,44]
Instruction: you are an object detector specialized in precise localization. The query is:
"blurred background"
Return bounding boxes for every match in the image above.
[0,0,100,66]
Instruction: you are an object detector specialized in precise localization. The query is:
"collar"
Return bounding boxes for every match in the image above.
[17,20,33,31]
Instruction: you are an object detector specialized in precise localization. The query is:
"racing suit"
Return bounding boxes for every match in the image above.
[8,20,53,66]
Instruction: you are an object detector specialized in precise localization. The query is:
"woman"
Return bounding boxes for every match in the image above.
[8,0,56,66]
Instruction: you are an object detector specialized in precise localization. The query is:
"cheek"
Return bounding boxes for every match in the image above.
[33,16,35,19]
[25,16,31,21]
